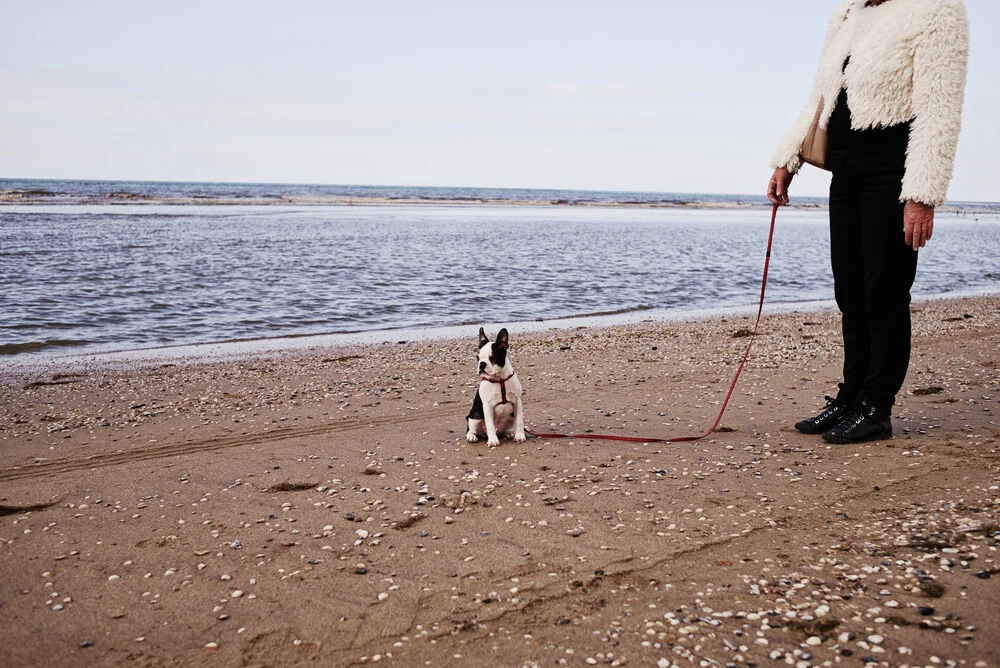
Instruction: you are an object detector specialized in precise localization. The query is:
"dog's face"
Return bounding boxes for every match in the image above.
[477,327,509,377]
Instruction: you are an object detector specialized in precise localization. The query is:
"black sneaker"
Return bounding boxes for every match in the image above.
[821,400,892,444]
[794,396,850,434]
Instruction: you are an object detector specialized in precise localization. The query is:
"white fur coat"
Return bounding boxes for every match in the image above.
[771,0,968,206]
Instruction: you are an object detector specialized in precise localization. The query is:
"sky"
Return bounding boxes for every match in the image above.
[1,1,997,201]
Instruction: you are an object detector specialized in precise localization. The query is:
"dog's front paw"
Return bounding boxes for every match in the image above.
[514,432,526,443]
[466,432,479,443]
[487,437,500,447]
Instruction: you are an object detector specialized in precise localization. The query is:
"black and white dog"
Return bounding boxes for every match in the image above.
[466,327,525,446]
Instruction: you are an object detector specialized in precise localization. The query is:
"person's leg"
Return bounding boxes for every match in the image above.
[796,170,864,434]
[857,170,918,412]
[821,168,914,444]
[829,170,868,407]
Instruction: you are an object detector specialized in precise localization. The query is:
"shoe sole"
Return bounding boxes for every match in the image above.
[822,429,892,444]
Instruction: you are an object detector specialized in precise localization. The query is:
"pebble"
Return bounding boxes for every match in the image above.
[5,303,997,667]
[204,642,218,651]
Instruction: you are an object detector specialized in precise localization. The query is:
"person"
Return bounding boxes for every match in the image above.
[766,0,969,444]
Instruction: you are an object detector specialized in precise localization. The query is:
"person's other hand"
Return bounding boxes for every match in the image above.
[767,167,793,205]
[903,201,934,250]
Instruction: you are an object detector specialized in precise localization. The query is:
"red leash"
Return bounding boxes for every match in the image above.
[527,203,779,444]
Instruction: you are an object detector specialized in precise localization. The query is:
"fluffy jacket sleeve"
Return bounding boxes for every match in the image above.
[899,0,969,206]
[769,1,853,174]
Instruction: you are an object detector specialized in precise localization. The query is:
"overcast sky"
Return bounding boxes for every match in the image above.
[1,1,996,201]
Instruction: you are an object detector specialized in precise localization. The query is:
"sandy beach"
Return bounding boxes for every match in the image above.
[1,295,997,668]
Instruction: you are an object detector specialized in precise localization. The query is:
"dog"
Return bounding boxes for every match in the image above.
[466,327,526,446]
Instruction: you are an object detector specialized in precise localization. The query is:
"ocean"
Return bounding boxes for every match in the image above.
[2,179,999,361]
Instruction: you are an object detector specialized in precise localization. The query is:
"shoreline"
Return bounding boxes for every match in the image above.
[3,299,831,375]
[3,291,998,376]
[1,294,997,667]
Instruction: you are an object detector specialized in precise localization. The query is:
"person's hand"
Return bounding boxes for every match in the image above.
[903,200,934,250]
[767,167,794,205]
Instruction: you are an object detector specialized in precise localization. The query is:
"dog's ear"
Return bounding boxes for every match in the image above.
[478,327,490,348]
[496,328,509,350]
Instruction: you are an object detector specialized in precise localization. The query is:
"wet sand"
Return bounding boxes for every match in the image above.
[1,295,998,667]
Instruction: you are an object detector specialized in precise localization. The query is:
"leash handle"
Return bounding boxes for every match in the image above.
[528,203,779,444]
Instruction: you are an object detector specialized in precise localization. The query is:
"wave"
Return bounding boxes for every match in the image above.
[545,305,656,320]
[1,192,773,209]
[0,180,799,210]
[0,339,92,356]
[3,179,998,214]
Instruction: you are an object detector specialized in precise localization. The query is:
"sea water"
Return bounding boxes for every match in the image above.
[2,179,998,359]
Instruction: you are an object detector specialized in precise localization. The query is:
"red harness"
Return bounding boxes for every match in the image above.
[482,372,516,405]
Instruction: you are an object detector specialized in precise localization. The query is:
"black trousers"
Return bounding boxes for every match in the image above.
[828,167,918,412]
